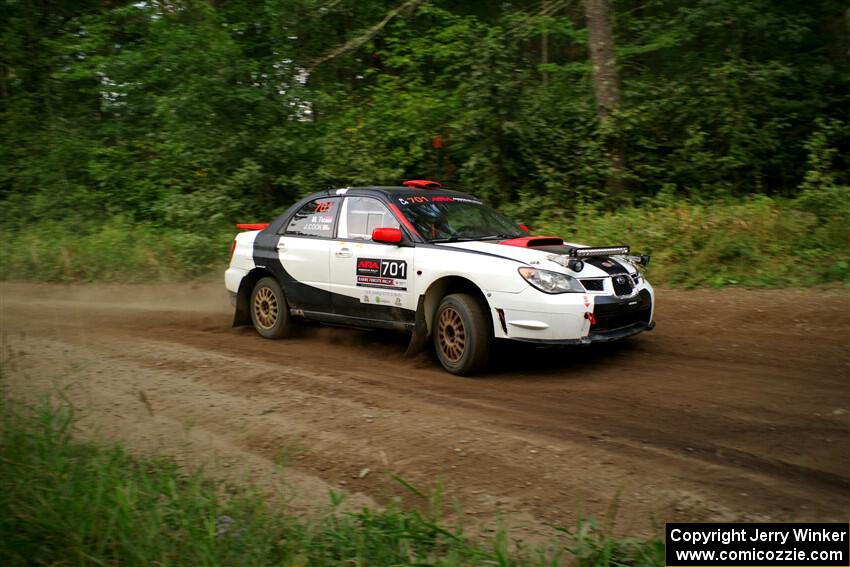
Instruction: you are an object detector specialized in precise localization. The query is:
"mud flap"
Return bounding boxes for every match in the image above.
[232,284,252,327]
[404,295,429,357]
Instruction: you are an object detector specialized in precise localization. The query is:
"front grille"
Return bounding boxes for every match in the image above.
[611,274,635,296]
[592,289,652,332]
[581,279,604,292]
[593,307,652,332]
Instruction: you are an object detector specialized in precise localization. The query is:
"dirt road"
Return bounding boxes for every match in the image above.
[2,282,849,537]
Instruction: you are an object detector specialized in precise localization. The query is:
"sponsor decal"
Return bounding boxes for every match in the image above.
[397,195,481,205]
[314,201,334,213]
[586,256,626,275]
[401,195,430,204]
[359,289,404,305]
[357,259,381,276]
[357,275,397,287]
[356,258,408,291]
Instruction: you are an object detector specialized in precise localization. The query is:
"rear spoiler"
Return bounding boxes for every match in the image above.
[236,223,269,231]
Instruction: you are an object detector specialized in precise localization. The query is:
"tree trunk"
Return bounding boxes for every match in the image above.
[585,0,625,196]
[541,0,549,86]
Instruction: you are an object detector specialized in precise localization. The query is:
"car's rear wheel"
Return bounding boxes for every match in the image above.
[433,293,491,376]
[250,277,292,339]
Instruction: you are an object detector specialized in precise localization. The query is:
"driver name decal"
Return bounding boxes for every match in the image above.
[356,258,408,291]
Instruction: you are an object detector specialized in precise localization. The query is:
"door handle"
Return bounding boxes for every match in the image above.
[276,240,286,250]
[335,248,352,258]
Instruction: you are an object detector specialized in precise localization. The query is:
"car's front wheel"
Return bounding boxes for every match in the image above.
[433,293,491,376]
[250,277,292,339]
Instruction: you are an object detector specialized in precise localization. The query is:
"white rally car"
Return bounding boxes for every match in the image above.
[226,180,654,375]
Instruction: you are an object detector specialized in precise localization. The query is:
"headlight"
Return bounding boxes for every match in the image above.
[518,267,584,294]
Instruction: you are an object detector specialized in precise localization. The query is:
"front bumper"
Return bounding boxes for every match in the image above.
[486,282,655,342]
[509,320,655,345]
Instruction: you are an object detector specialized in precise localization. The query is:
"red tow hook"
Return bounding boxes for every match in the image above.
[584,312,596,326]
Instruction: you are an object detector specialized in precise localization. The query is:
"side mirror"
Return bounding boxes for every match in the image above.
[372,227,403,244]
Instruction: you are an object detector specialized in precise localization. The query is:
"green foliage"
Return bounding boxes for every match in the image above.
[561,517,664,567]
[0,387,664,566]
[532,195,850,288]
[0,218,234,282]
[796,118,850,222]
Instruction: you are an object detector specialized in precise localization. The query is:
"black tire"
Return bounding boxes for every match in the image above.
[433,293,492,376]
[250,277,292,339]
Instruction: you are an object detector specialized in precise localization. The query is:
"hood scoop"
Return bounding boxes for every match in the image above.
[500,236,564,248]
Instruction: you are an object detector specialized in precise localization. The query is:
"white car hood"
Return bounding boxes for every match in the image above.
[436,240,633,278]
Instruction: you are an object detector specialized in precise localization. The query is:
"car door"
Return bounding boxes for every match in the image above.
[275,196,341,314]
[329,196,417,325]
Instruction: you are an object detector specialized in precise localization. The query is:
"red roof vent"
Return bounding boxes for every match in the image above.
[402,179,441,189]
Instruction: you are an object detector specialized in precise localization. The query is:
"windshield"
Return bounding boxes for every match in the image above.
[394,194,525,242]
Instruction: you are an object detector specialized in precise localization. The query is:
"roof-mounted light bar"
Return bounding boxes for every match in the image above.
[569,246,630,258]
[402,179,441,189]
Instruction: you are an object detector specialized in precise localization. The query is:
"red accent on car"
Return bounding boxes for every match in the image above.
[358,260,381,269]
[402,179,441,189]
[236,223,269,230]
[372,227,403,244]
[585,312,597,325]
[387,202,421,237]
[500,236,564,247]
[519,224,529,232]
[230,239,237,259]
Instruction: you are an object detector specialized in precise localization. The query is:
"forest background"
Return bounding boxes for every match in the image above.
[1,0,848,287]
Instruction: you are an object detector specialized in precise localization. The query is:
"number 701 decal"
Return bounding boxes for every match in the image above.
[356,258,407,280]
[380,259,407,279]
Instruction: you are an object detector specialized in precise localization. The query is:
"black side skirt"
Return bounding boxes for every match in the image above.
[298,310,415,332]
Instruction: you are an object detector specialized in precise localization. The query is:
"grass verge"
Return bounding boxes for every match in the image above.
[0,384,664,566]
[4,196,844,288]
[531,195,849,288]
[0,217,235,282]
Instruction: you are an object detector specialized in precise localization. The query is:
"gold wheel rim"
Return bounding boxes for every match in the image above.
[253,287,279,329]
[437,307,466,363]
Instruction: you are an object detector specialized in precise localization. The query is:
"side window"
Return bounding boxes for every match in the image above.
[340,197,400,240]
[283,197,340,237]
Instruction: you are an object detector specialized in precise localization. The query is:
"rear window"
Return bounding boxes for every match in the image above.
[283,197,341,237]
